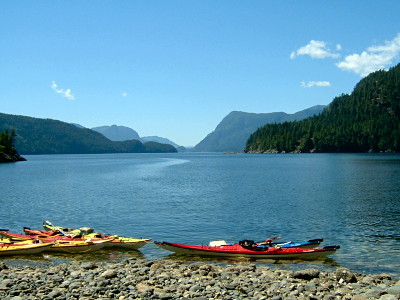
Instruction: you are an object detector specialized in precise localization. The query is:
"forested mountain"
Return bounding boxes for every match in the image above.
[0,129,26,162]
[141,136,180,148]
[193,105,325,152]
[92,125,181,148]
[91,125,141,141]
[245,64,400,153]
[0,113,177,154]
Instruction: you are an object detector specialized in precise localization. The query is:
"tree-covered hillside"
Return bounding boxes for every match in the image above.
[91,125,141,141]
[193,105,325,152]
[245,64,400,153]
[0,113,177,154]
[0,129,26,162]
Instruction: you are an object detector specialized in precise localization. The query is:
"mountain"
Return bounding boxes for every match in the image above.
[193,105,326,152]
[245,64,400,153]
[91,125,141,141]
[0,129,26,162]
[141,136,180,148]
[71,123,85,129]
[0,113,177,154]
[92,125,181,149]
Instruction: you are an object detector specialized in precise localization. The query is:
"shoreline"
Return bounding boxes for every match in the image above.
[0,258,399,299]
[0,153,26,163]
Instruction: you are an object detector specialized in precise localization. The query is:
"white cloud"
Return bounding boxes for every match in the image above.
[122,92,128,97]
[290,40,340,59]
[336,33,400,77]
[300,81,331,88]
[51,81,75,100]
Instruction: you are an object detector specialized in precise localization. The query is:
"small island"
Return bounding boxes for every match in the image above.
[0,129,26,163]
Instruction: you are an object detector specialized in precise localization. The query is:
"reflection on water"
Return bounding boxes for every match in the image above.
[161,252,339,266]
[1,248,145,268]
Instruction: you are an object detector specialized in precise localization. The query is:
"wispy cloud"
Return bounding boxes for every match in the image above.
[336,33,400,77]
[51,81,75,100]
[300,81,331,88]
[121,92,128,97]
[290,40,340,59]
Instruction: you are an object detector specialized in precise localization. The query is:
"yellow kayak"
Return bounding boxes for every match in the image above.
[42,221,151,250]
[49,239,114,253]
[0,241,53,256]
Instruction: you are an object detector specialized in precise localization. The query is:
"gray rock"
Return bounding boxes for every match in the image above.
[335,268,357,283]
[69,281,82,289]
[69,270,81,278]
[100,269,118,279]
[351,295,370,300]
[136,283,152,293]
[365,290,384,298]
[139,267,150,274]
[387,284,400,295]
[47,288,64,298]
[362,276,374,284]
[158,293,174,299]
[305,282,317,292]
[189,284,203,292]
[373,274,392,282]
[0,260,398,300]
[293,268,320,280]
[81,262,98,270]
[379,295,398,300]
[0,278,13,289]
[224,284,236,290]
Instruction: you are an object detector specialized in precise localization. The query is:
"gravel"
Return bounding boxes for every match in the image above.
[0,259,399,299]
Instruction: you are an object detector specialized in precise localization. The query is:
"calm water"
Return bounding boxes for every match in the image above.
[0,153,399,277]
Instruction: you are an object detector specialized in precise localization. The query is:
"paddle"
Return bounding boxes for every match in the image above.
[43,220,53,227]
[308,238,324,243]
[56,229,68,236]
[256,235,281,245]
[42,220,70,236]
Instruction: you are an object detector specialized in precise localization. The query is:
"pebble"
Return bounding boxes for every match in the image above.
[0,258,399,299]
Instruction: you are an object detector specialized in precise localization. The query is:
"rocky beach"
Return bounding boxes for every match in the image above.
[0,258,399,300]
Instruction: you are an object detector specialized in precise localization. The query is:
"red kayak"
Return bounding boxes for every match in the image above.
[154,241,340,260]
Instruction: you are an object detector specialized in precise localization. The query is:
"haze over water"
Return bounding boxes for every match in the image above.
[1,153,399,277]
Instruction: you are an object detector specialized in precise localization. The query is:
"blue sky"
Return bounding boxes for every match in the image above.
[1,1,400,146]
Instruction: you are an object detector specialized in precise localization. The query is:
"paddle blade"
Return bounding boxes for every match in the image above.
[270,235,281,241]
[43,220,53,226]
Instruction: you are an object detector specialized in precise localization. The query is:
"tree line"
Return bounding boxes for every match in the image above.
[245,64,400,153]
[0,114,177,155]
[0,129,25,162]
[0,129,17,155]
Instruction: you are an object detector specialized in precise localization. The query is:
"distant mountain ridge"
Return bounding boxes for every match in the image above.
[140,136,180,148]
[193,105,326,152]
[91,125,180,148]
[0,113,177,154]
[91,125,141,141]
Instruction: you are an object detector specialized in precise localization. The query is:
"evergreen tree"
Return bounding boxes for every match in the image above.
[0,129,17,155]
[245,64,400,153]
